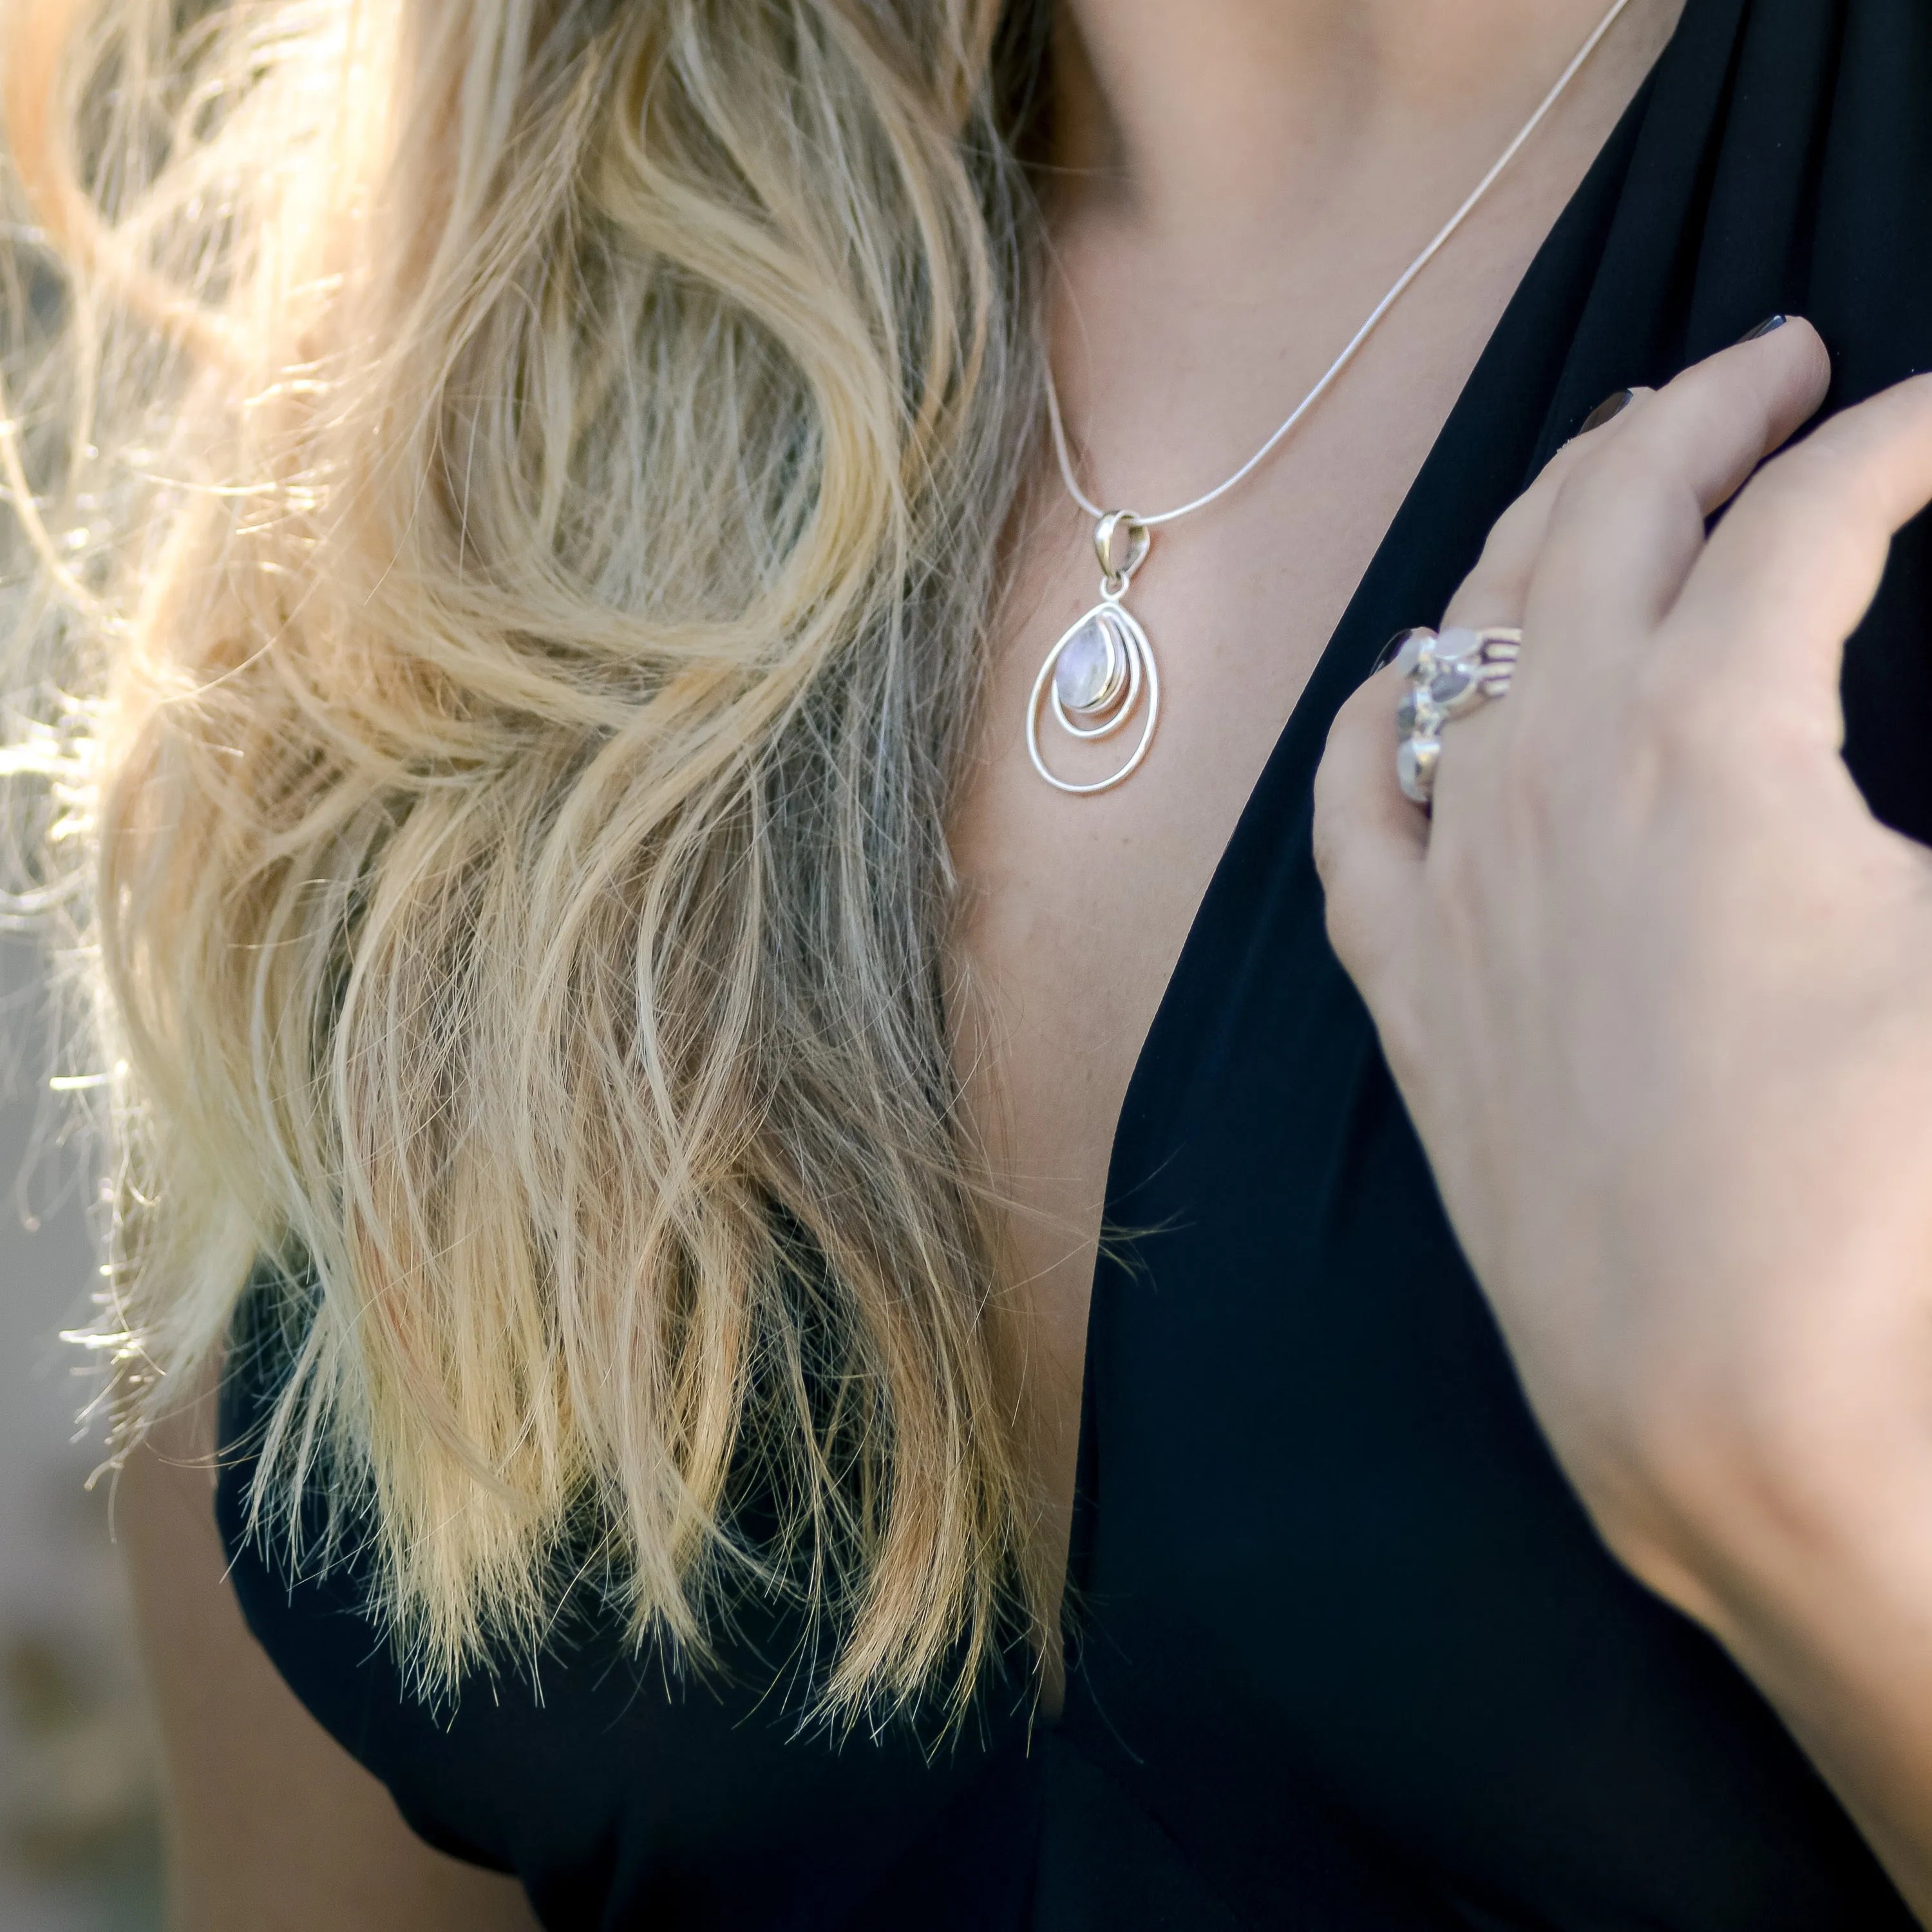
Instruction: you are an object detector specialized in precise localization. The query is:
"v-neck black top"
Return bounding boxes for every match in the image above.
[216,1,1932,1924]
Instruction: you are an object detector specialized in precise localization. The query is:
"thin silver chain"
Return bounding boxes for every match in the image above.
[1045,0,1634,529]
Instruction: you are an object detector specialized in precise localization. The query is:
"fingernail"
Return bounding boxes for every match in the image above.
[1735,313,1787,343]
[1578,387,1634,433]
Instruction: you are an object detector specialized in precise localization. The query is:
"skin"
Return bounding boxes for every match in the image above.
[124,1399,544,1929]
[953,0,1683,1703]
[1314,323,1932,1919]
[125,0,1694,1919]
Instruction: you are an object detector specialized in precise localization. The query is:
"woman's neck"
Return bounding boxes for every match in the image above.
[1037,0,1682,509]
[1051,0,1658,246]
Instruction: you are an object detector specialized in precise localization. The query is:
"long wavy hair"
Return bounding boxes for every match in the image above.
[0,0,1057,1720]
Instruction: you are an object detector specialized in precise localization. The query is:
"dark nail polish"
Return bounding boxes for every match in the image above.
[1736,313,1787,343]
[1578,388,1634,433]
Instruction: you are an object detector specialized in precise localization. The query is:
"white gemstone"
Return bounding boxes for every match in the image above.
[1392,629,1434,679]
[1396,735,1440,804]
[1054,613,1122,715]
[1435,625,1482,663]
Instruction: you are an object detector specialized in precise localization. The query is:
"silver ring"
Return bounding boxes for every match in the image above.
[1391,625,1521,808]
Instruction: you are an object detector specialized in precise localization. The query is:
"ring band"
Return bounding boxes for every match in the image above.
[1390,626,1522,808]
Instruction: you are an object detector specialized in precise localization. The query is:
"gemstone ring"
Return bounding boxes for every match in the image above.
[1388,625,1521,808]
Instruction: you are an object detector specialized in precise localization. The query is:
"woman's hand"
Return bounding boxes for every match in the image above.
[1314,318,1932,1917]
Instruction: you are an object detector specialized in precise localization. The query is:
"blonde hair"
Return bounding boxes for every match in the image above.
[0,0,1056,1719]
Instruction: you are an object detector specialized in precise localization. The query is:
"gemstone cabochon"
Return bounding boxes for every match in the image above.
[1053,610,1124,715]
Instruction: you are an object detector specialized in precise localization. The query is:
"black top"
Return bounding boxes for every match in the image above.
[216,1,1932,1924]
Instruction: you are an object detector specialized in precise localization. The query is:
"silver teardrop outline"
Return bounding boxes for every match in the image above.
[1026,592,1161,796]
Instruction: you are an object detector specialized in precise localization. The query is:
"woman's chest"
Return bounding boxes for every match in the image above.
[938,0,1680,1542]
[943,178,1598,1572]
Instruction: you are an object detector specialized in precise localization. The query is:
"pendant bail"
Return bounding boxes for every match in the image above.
[1093,510,1151,592]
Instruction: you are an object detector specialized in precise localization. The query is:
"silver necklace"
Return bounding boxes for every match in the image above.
[1029,0,1634,795]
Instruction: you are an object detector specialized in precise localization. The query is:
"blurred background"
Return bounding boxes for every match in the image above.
[0,933,163,1931]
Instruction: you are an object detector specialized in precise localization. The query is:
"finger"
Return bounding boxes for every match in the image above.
[1663,372,1932,733]
[1526,318,1832,654]
[1423,395,1658,821]
[1425,392,1659,828]
[1443,388,1656,632]
[1313,667,1426,1028]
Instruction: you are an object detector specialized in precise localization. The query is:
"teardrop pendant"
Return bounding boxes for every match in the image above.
[1027,513,1160,795]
